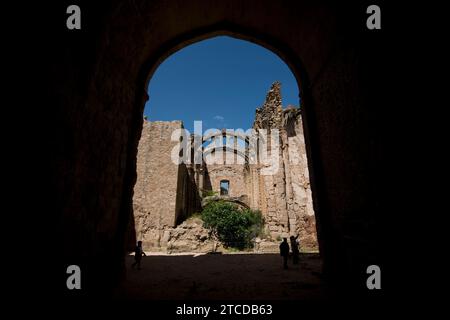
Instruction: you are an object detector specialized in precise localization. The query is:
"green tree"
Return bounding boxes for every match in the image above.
[201,201,263,250]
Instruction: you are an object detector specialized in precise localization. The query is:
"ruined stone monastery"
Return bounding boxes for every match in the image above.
[132,82,318,252]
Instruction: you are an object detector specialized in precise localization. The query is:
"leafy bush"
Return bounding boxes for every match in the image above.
[201,189,218,197]
[201,201,263,249]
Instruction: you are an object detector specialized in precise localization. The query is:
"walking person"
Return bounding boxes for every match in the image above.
[131,241,146,270]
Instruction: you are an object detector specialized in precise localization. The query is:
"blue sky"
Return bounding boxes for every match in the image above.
[144,36,299,133]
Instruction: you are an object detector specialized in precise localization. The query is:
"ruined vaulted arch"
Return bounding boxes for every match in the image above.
[202,146,249,164]
[202,129,250,143]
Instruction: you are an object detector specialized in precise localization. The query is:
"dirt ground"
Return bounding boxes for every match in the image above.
[115,252,334,300]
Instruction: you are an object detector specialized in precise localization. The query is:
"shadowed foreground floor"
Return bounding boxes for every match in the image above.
[115,253,334,300]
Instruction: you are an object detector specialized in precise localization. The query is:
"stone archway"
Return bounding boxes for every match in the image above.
[50,0,383,296]
[133,34,320,253]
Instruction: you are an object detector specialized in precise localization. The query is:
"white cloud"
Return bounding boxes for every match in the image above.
[213,115,224,121]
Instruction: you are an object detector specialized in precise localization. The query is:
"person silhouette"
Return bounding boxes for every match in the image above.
[131,241,146,270]
[279,238,290,269]
[290,235,300,265]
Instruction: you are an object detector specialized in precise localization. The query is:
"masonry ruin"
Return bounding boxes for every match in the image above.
[133,82,318,252]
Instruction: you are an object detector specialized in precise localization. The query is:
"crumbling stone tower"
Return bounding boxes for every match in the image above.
[251,82,317,248]
[253,81,283,129]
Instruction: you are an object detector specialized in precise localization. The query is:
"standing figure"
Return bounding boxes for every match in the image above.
[290,235,300,265]
[279,238,290,269]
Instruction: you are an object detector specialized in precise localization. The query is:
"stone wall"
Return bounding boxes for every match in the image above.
[251,82,318,250]
[133,120,202,250]
[207,162,249,199]
[175,162,203,224]
[284,111,317,248]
